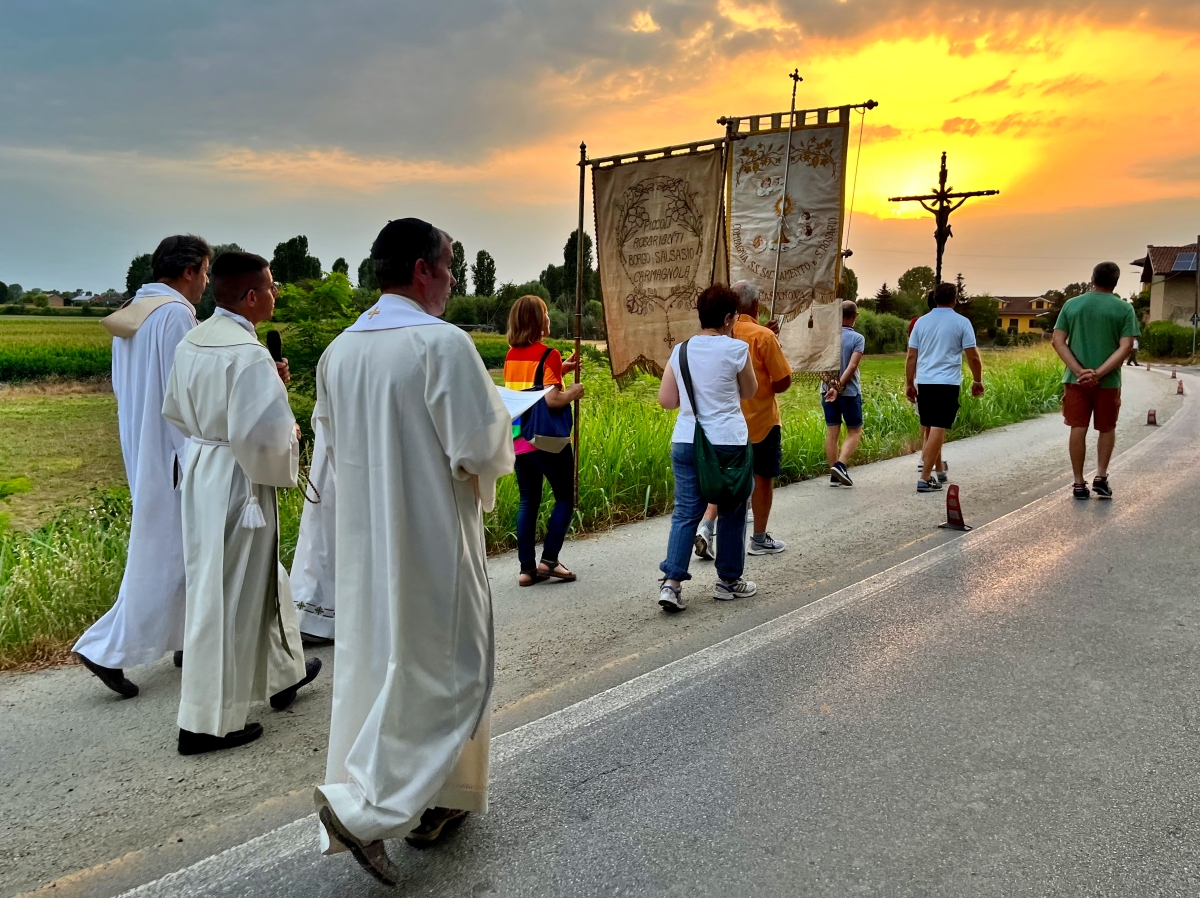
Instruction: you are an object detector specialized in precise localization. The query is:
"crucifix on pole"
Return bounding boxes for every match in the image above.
[888,152,999,285]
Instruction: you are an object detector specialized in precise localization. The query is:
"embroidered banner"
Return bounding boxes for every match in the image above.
[593,147,725,379]
[727,121,850,374]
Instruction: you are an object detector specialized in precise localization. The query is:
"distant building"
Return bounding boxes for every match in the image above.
[995,295,1055,334]
[1132,243,1198,325]
[45,293,65,308]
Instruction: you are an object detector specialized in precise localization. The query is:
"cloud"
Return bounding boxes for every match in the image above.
[954,71,1102,101]
[1133,153,1200,183]
[942,117,983,135]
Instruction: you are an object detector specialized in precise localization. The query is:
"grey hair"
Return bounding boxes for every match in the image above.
[732,280,759,312]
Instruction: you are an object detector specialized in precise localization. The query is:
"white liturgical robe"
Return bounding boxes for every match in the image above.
[73,284,196,669]
[313,294,514,850]
[291,416,337,639]
[162,313,304,736]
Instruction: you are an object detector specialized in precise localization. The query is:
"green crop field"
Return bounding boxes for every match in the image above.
[0,343,1064,669]
[0,317,113,381]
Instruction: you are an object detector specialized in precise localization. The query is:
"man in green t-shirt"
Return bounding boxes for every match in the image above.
[1052,261,1140,500]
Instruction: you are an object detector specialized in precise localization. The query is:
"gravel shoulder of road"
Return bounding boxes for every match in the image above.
[2,368,1181,898]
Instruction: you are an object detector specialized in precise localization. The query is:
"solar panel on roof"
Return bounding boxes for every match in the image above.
[1173,252,1198,271]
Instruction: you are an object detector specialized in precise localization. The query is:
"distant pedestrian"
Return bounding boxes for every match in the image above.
[1126,337,1139,366]
[1051,262,1139,500]
[910,291,948,482]
[504,294,583,586]
[694,281,792,559]
[657,285,758,611]
[906,283,985,493]
[824,300,866,487]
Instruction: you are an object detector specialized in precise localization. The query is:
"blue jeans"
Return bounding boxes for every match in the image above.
[660,442,747,583]
[515,447,575,573]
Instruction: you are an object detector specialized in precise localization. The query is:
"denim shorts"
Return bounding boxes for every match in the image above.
[822,393,863,428]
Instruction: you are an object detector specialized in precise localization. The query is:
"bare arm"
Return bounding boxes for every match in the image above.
[736,358,758,400]
[544,382,583,408]
[772,374,792,394]
[905,347,919,402]
[1091,335,1136,382]
[1052,329,1096,385]
[658,363,680,410]
[964,347,985,397]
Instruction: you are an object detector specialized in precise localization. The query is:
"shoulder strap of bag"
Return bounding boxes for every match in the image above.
[677,339,699,417]
[533,346,553,389]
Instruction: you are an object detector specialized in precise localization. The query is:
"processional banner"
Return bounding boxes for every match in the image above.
[727,119,850,374]
[593,147,725,379]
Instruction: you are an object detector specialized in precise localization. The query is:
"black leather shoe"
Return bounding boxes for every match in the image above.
[271,657,322,710]
[76,653,138,698]
[178,723,264,755]
[173,651,183,668]
[404,807,469,848]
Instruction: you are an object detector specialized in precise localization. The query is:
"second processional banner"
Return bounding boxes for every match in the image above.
[727,119,850,374]
[593,147,725,379]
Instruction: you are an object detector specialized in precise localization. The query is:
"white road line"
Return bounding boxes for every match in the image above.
[117,389,1187,897]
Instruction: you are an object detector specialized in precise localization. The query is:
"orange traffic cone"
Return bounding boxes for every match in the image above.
[1172,368,1177,378]
[938,484,972,532]
[1179,380,1185,395]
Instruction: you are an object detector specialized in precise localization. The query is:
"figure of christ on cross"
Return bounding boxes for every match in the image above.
[889,152,1000,285]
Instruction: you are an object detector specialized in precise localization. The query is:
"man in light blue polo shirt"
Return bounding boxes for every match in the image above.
[905,283,985,493]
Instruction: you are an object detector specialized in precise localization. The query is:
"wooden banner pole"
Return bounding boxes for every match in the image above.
[769,69,803,321]
[573,141,586,508]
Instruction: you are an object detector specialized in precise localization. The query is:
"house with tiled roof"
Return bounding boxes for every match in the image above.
[995,295,1056,334]
[1131,242,1198,325]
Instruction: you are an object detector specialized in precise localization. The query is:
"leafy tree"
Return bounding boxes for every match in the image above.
[275,272,355,322]
[271,236,322,285]
[837,266,858,303]
[450,241,468,292]
[357,257,377,291]
[539,262,565,303]
[959,295,999,335]
[472,250,496,296]
[7,283,22,303]
[0,282,7,304]
[562,230,597,310]
[30,293,49,309]
[897,266,937,299]
[332,257,349,276]
[125,253,153,298]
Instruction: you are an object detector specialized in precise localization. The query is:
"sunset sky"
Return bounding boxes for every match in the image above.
[1,1,1196,298]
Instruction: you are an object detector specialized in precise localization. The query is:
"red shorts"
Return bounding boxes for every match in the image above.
[1062,383,1120,432]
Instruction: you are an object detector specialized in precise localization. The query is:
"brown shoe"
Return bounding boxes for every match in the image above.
[76,653,139,698]
[404,807,469,849]
[318,804,399,887]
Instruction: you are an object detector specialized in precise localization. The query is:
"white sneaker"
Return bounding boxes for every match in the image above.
[658,583,685,612]
[747,533,786,555]
[693,524,714,560]
[714,577,757,601]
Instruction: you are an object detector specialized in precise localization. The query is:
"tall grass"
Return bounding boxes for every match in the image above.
[0,318,113,381]
[0,491,130,668]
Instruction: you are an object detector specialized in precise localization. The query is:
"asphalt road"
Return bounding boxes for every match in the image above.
[4,368,1190,897]
[93,367,1200,897]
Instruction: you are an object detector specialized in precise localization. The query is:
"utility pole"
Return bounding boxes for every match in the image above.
[889,152,1000,285]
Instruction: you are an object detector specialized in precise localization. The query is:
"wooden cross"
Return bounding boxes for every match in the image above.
[367,306,380,318]
[888,152,999,285]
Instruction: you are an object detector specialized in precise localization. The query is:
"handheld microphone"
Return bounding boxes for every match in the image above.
[266,329,283,362]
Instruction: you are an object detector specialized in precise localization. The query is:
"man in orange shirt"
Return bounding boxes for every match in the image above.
[695,281,793,558]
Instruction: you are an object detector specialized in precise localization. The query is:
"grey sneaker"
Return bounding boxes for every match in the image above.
[917,479,943,493]
[936,469,948,483]
[747,533,786,555]
[693,523,714,560]
[658,583,685,612]
[714,577,757,600]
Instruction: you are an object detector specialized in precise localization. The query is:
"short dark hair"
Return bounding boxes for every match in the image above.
[934,283,957,306]
[1092,261,1121,290]
[926,290,938,311]
[371,218,449,289]
[696,285,738,329]
[842,300,858,320]
[211,251,270,306]
[151,235,212,281]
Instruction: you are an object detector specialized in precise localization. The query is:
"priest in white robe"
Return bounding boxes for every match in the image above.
[162,250,320,755]
[74,235,210,698]
[313,219,514,885]
[291,416,337,641]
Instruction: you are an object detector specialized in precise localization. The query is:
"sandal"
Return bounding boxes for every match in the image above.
[519,569,546,587]
[538,560,577,582]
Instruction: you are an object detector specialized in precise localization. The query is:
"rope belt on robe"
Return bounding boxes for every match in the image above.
[191,436,267,529]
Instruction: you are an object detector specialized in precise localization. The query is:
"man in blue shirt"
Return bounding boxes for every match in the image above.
[823,301,866,487]
[906,283,985,492]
